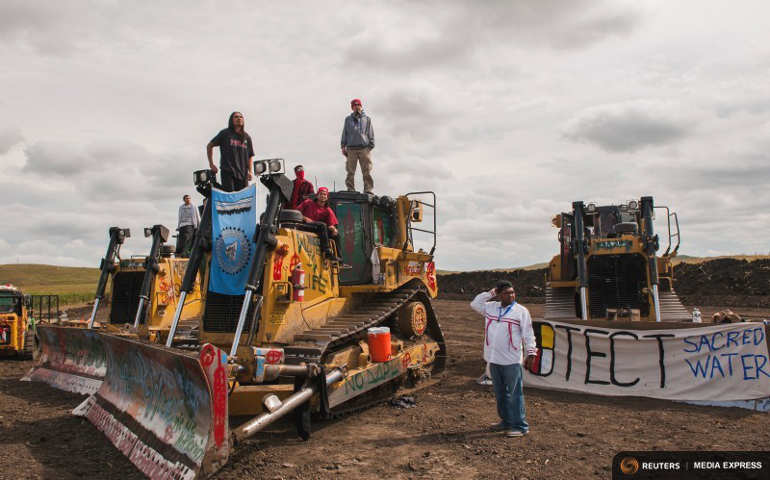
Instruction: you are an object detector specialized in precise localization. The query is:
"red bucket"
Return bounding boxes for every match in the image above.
[367,327,391,362]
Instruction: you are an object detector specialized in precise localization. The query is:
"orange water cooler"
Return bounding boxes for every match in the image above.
[367,326,391,362]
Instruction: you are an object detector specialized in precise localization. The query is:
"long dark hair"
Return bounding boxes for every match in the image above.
[228,111,245,138]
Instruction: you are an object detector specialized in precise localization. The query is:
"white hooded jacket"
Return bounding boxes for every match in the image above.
[470,291,538,365]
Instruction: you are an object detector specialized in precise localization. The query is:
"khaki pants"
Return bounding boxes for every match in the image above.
[345,147,373,193]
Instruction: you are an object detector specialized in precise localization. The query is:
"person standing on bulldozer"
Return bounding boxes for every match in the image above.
[206,111,254,192]
[287,165,315,209]
[340,98,375,194]
[470,281,538,438]
[176,194,200,257]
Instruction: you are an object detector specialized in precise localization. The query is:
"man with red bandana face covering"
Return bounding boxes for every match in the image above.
[287,165,315,209]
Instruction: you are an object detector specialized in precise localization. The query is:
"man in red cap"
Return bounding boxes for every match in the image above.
[287,165,315,209]
[298,187,340,260]
[340,98,375,193]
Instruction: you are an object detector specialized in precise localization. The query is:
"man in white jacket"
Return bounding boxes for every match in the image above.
[470,281,538,437]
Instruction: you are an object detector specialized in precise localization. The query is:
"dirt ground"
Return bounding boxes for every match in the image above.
[2,301,770,480]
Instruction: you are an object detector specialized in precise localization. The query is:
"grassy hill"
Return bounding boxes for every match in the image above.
[0,264,99,305]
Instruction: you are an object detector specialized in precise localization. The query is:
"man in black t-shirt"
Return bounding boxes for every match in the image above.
[206,111,254,191]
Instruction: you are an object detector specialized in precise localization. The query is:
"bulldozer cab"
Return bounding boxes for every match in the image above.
[328,192,398,285]
[329,191,436,286]
[0,290,22,315]
[0,285,44,357]
[583,205,639,238]
[0,287,24,353]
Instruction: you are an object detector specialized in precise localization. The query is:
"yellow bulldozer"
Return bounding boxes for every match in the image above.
[0,284,58,358]
[545,195,690,322]
[69,224,203,344]
[27,161,445,479]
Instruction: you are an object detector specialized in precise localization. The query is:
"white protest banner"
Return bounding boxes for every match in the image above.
[524,320,770,402]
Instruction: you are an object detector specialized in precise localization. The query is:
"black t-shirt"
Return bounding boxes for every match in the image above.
[211,128,254,179]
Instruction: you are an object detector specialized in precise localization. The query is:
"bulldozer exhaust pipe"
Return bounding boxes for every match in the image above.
[232,368,345,443]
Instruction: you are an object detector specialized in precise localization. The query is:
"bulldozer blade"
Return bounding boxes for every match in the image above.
[73,337,231,480]
[24,325,230,479]
[23,325,108,395]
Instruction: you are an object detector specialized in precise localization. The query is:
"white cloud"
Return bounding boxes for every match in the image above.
[562,100,695,152]
[0,126,22,154]
[1,0,769,270]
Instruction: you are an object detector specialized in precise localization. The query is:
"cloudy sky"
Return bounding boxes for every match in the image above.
[1,0,769,271]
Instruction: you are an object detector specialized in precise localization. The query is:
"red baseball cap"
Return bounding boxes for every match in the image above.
[318,187,329,194]
[351,98,362,106]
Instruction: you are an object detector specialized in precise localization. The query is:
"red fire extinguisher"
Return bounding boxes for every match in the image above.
[292,263,305,302]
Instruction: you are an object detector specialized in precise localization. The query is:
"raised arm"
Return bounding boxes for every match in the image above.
[470,290,494,314]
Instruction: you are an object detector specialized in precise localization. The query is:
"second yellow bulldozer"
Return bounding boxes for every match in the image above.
[66,225,203,343]
[545,196,690,322]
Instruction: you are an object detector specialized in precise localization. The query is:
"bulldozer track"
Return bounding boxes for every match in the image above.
[327,380,401,419]
[545,286,693,322]
[659,289,691,321]
[283,282,447,417]
[284,282,447,370]
[544,286,578,320]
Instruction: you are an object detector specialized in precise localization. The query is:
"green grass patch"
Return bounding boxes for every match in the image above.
[0,264,98,305]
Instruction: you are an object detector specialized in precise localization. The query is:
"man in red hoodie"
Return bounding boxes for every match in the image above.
[297,187,341,261]
[287,165,315,209]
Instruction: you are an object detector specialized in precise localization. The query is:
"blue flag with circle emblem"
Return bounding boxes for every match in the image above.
[209,184,257,295]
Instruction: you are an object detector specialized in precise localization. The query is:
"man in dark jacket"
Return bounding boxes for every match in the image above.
[287,165,315,209]
[207,111,254,192]
[340,98,375,194]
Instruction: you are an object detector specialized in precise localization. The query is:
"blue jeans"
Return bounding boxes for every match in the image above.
[489,362,528,432]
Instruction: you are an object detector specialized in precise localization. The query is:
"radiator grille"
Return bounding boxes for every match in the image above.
[109,271,145,324]
[588,255,648,318]
[202,291,256,333]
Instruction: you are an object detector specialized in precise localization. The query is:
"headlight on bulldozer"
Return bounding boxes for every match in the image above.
[254,158,284,175]
[268,158,282,172]
[193,169,212,186]
[628,200,639,210]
